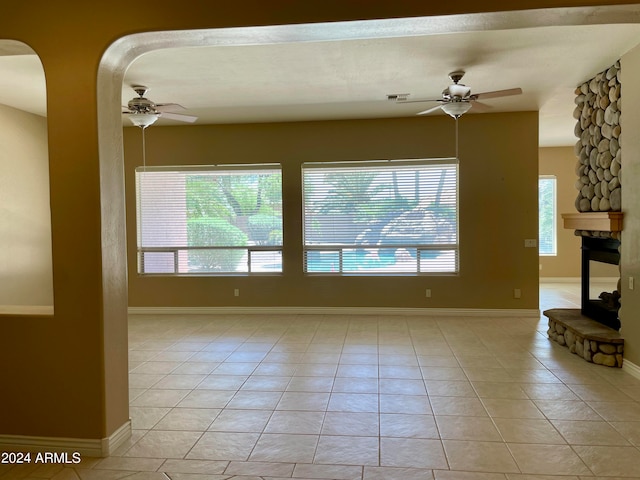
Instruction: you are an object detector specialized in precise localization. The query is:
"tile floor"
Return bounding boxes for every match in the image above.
[4,282,640,479]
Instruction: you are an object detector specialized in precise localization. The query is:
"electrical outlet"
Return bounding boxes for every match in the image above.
[514,288,521,299]
[425,289,431,298]
[234,289,240,297]
[630,277,634,291]
[524,239,537,248]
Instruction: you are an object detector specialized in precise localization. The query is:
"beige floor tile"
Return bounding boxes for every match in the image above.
[482,398,545,419]
[226,390,282,409]
[322,411,379,436]
[520,383,579,401]
[252,362,299,376]
[171,362,218,375]
[207,408,271,432]
[381,438,447,469]
[507,444,591,475]
[380,394,431,415]
[336,364,379,378]
[250,433,319,463]
[436,471,507,480]
[379,365,422,380]
[153,408,220,431]
[340,353,379,364]
[295,363,339,377]
[130,361,182,375]
[73,469,137,479]
[430,396,487,416]
[286,376,334,392]
[472,382,529,399]
[239,375,291,391]
[425,380,476,397]
[379,354,419,366]
[196,374,247,390]
[436,415,502,441]
[186,431,260,461]
[493,418,566,444]
[443,440,519,473]
[552,420,631,446]
[332,377,379,393]
[295,463,363,480]
[212,362,258,375]
[124,431,202,458]
[277,391,331,411]
[365,466,434,480]
[568,383,634,402]
[533,400,602,421]
[463,367,514,383]
[158,459,228,474]
[177,390,235,408]
[573,445,640,477]
[380,379,426,396]
[128,406,170,430]
[264,410,325,434]
[610,421,640,446]
[380,413,439,439]
[93,457,165,472]
[315,435,379,466]
[329,393,379,413]
[421,367,467,381]
[417,355,459,367]
[587,401,640,421]
[129,374,166,389]
[151,374,206,390]
[224,460,294,477]
[130,389,191,407]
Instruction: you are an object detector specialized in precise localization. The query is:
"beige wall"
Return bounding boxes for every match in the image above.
[0,0,638,443]
[621,44,640,365]
[0,104,53,307]
[539,146,619,279]
[125,113,540,310]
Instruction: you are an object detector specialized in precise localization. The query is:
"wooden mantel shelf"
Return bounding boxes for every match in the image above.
[562,212,623,232]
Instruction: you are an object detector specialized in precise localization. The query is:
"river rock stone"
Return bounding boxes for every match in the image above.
[610,187,621,211]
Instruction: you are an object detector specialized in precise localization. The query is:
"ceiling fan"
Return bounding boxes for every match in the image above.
[123,85,198,128]
[391,71,522,119]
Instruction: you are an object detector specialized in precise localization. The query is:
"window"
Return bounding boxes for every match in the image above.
[539,176,557,256]
[302,159,458,274]
[136,164,282,274]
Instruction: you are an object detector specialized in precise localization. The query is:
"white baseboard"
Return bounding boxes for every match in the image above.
[0,420,131,457]
[622,358,640,380]
[129,306,540,318]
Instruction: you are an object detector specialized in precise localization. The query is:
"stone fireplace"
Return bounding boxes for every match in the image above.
[543,62,624,367]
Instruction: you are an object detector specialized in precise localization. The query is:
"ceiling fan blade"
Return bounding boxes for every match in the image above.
[472,87,522,100]
[161,111,198,123]
[470,100,492,112]
[417,104,443,116]
[396,99,442,104]
[156,103,186,112]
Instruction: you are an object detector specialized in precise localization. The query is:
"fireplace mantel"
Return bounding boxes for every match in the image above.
[562,212,623,232]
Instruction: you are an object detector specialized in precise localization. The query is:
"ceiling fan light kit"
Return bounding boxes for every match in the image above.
[441,101,472,119]
[128,112,159,129]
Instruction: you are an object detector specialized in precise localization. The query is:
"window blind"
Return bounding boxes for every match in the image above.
[136,164,283,274]
[302,159,458,274]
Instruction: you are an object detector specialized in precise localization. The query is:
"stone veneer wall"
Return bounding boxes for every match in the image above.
[573,61,622,239]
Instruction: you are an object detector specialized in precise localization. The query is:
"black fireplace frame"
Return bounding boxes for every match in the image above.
[581,235,621,330]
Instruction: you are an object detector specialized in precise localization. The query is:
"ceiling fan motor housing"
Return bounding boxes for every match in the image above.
[128,96,157,113]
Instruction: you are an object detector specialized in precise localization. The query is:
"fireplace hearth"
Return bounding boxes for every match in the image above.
[543,212,624,367]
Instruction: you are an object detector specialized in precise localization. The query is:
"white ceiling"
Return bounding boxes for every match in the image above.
[2,11,640,147]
